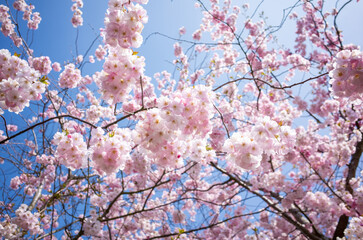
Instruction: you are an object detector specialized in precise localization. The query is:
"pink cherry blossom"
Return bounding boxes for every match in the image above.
[58,63,82,88]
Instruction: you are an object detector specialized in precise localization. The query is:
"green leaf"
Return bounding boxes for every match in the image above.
[39,75,49,85]
[206,145,213,151]
[62,129,70,136]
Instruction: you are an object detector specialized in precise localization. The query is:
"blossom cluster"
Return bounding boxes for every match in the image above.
[30,56,52,75]
[58,63,82,88]
[172,43,190,80]
[134,108,185,168]
[0,5,21,46]
[0,218,18,239]
[95,44,107,60]
[13,204,43,236]
[329,49,363,99]
[96,47,145,104]
[71,0,83,27]
[223,117,296,170]
[90,127,132,175]
[341,216,363,240]
[104,1,148,48]
[134,86,215,168]
[223,131,263,170]
[0,49,46,113]
[53,132,88,170]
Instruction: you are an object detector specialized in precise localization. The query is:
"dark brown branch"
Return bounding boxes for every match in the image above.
[0,115,9,138]
[333,137,363,240]
[0,115,97,145]
[102,107,151,129]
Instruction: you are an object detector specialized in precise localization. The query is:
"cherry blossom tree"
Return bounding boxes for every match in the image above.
[0,0,363,239]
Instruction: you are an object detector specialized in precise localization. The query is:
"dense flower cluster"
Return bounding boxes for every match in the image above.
[53,132,88,170]
[104,1,148,48]
[0,218,18,239]
[13,204,43,236]
[135,86,215,168]
[329,49,363,99]
[30,56,52,75]
[224,116,296,170]
[223,131,262,170]
[340,216,363,240]
[90,127,132,175]
[96,47,145,104]
[58,63,82,88]
[0,49,46,113]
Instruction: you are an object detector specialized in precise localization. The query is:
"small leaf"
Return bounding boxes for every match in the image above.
[132,51,139,55]
[39,75,49,85]
[14,52,21,57]
[179,229,185,234]
[206,145,213,151]
[62,129,70,136]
